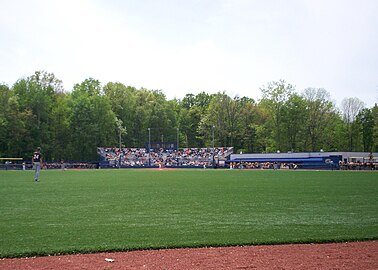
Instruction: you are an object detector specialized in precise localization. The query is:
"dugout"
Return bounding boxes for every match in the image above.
[228,153,342,169]
[0,158,27,170]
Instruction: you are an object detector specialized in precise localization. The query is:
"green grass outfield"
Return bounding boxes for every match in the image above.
[0,169,377,258]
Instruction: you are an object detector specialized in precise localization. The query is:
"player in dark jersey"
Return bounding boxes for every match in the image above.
[32,147,43,182]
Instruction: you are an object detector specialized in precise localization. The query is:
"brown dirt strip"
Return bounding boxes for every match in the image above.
[1,241,377,270]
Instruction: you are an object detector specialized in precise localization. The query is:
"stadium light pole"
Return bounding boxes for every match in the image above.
[212,125,215,149]
[148,128,151,166]
[119,128,121,150]
[118,126,123,169]
[177,127,179,151]
[212,125,215,168]
[119,125,126,149]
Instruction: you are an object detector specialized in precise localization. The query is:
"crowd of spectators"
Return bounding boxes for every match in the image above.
[338,161,377,170]
[230,160,377,170]
[45,161,98,170]
[97,147,233,168]
[229,162,298,170]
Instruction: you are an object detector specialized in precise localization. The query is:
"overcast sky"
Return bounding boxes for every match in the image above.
[1,0,377,107]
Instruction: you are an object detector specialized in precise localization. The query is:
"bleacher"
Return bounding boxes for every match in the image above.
[97,147,234,168]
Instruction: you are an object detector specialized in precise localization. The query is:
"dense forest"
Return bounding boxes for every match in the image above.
[0,71,377,161]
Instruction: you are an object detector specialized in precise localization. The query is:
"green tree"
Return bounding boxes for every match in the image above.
[127,89,179,147]
[178,92,213,148]
[281,93,307,152]
[49,93,71,161]
[147,90,177,143]
[260,80,294,151]
[12,71,63,159]
[0,84,11,156]
[234,97,260,153]
[69,78,117,160]
[373,104,378,152]
[357,108,374,152]
[2,95,34,158]
[198,92,225,147]
[181,93,196,109]
[103,83,137,147]
[178,106,202,147]
[321,111,347,151]
[198,92,242,148]
[341,97,365,151]
[255,123,274,153]
[302,88,336,152]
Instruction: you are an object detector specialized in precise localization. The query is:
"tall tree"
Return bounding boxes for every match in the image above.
[341,97,365,151]
[12,71,63,159]
[260,80,294,151]
[69,78,117,160]
[198,92,242,148]
[357,108,374,152]
[0,84,11,156]
[129,89,178,146]
[178,107,200,147]
[148,90,177,142]
[281,93,307,152]
[103,83,137,146]
[302,88,335,152]
[235,97,265,153]
[373,104,378,152]
[321,111,347,151]
[179,92,212,148]
[2,95,33,158]
[49,92,71,161]
[181,93,196,109]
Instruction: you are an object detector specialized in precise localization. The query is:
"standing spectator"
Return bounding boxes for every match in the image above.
[32,147,43,182]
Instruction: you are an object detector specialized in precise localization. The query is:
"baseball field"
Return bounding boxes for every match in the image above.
[0,169,377,258]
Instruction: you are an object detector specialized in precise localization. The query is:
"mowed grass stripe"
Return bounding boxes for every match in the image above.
[0,169,377,257]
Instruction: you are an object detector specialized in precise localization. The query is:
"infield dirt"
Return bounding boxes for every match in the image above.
[1,241,377,270]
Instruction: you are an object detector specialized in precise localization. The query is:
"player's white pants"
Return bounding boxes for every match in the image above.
[34,162,41,180]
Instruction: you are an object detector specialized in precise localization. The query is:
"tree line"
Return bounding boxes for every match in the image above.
[0,71,377,161]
